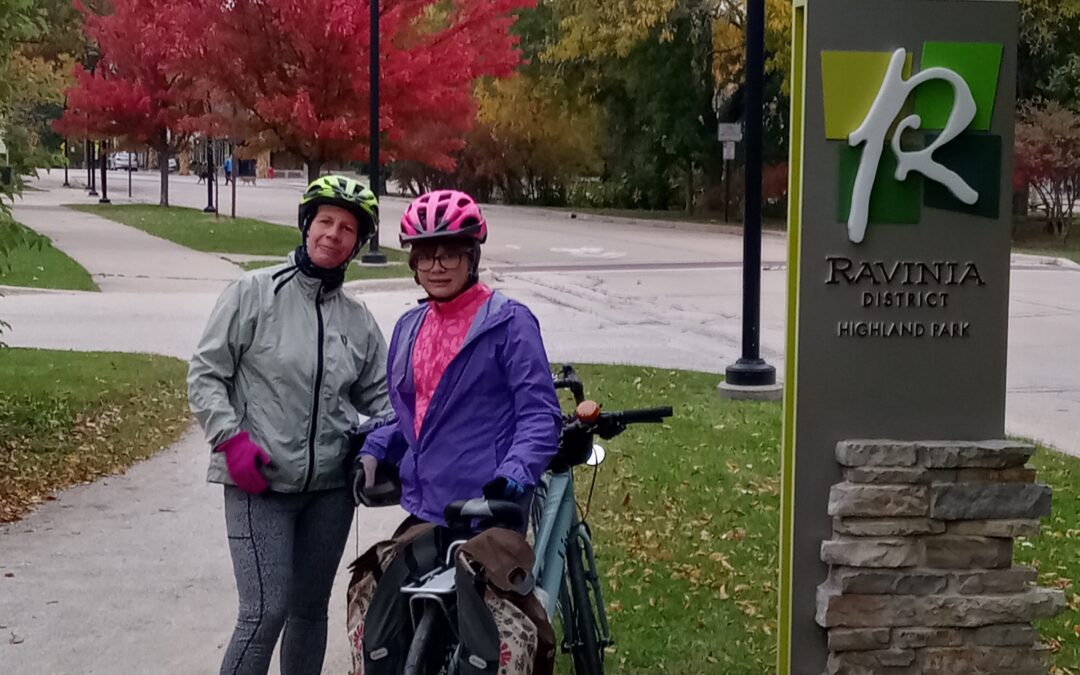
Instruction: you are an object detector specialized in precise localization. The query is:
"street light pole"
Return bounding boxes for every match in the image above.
[230,145,237,219]
[62,97,70,187]
[88,142,98,197]
[99,139,110,203]
[720,0,778,397]
[361,0,387,264]
[203,138,216,213]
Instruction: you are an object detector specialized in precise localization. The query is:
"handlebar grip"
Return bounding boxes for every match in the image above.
[444,498,524,530]
[604,406,673,424]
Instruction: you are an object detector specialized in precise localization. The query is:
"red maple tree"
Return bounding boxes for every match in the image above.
[179,0,535,182]
[54,0,203,206]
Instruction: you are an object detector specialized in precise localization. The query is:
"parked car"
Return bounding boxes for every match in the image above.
[107,151,139,171]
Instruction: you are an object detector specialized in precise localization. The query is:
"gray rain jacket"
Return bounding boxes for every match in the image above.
[188,255,391,492]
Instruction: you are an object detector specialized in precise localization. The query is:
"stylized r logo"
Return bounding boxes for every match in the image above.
[847,48,980,243]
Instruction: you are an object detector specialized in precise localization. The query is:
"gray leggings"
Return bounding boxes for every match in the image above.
[221,486,354,675]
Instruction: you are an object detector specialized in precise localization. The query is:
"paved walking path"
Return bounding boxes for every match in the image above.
[11,187,241,293]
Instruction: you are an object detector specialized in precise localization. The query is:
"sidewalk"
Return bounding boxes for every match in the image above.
[11,187,241,293]
[0,426,404,675]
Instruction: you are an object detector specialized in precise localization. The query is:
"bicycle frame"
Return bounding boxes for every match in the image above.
[531,468,613,646]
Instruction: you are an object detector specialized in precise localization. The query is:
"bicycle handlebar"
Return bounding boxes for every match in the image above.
[560,404,673,452]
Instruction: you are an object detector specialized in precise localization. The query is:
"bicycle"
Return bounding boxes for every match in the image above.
[535,365,672,675]
[361,365,672,675]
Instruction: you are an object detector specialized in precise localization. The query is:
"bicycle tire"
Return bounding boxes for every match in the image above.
[404,604,442,675]
[565,526,605,675]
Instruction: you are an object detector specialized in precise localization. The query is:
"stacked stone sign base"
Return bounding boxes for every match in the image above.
[817,440,1066,675]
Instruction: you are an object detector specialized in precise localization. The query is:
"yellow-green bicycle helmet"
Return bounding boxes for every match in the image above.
[298,175,379,251]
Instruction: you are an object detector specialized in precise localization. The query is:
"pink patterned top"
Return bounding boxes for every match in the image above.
[412,283,494,435]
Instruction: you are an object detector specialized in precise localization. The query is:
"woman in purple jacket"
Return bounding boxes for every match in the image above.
[356,189,561,527]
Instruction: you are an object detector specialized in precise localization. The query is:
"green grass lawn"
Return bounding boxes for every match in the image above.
[558,365,1080,673]
[0,348,190,522]
[69,203,298,256]
[1011,217,1080,265]
[0,218,98,291]
[1016,448,1080,672]
[1016,237,1080,265]
[69,204,412,278]
[238,246,412,281]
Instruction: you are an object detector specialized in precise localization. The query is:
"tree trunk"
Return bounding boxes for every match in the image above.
[158,135,170,207]
[306,161,321,185]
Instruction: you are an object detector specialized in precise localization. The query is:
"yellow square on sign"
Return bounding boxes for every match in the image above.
[821,50,913,140]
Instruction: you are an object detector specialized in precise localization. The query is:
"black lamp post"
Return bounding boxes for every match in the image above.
[88,142,98,197]
[98,138,110,203]
[203,138,216,213]
[62,96,71,187]
[721,0,777,395]
[84,46,101,198]
[361,0,387,264]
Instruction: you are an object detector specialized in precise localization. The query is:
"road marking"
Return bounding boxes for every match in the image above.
[549,246,626,259]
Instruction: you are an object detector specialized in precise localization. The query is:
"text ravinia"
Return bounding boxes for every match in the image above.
[826,256,986,287]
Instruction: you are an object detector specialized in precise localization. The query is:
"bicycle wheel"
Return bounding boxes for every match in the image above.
[564,526,604,675]
[404,604,448,675]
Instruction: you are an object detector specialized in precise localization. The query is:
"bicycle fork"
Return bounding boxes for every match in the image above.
[569,520,613,649]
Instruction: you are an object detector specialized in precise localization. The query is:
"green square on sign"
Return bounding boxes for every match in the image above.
[821,51,913,140]
[838,144,923,225]
[914,42,1002,131]
[923,133,1001,219]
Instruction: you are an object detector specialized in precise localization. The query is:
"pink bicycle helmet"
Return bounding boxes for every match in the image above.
[400,190,488,245]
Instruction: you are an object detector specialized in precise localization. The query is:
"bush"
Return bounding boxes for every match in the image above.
[1015,102,1080,242]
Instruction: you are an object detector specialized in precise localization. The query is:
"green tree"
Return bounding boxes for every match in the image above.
[0,0,47,340]
[0,0,45,199]
[1018,0,1080,107]
[535,0,792,211]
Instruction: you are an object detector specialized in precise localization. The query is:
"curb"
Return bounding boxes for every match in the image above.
[1010,253,1080,270]
[343,277,417,293]
[520,207,787,239]
[0,284,99,296]
[343,269,498,295]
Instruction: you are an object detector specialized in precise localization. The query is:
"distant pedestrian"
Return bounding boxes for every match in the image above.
[223,156,233,185]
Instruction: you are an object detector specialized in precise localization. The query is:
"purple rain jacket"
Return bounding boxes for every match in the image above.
[361,291,561,524]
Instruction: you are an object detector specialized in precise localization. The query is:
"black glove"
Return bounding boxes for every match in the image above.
[482,476,525,501]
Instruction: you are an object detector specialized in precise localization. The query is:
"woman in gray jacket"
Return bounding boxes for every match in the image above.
[188,176,391,675]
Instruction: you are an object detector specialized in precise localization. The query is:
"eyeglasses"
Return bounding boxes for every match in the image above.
[411,251,466,272]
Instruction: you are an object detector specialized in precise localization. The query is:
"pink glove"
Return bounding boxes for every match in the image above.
[215,431,271,494]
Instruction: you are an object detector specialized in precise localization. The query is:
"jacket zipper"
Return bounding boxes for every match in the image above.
[303,284,325,491]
